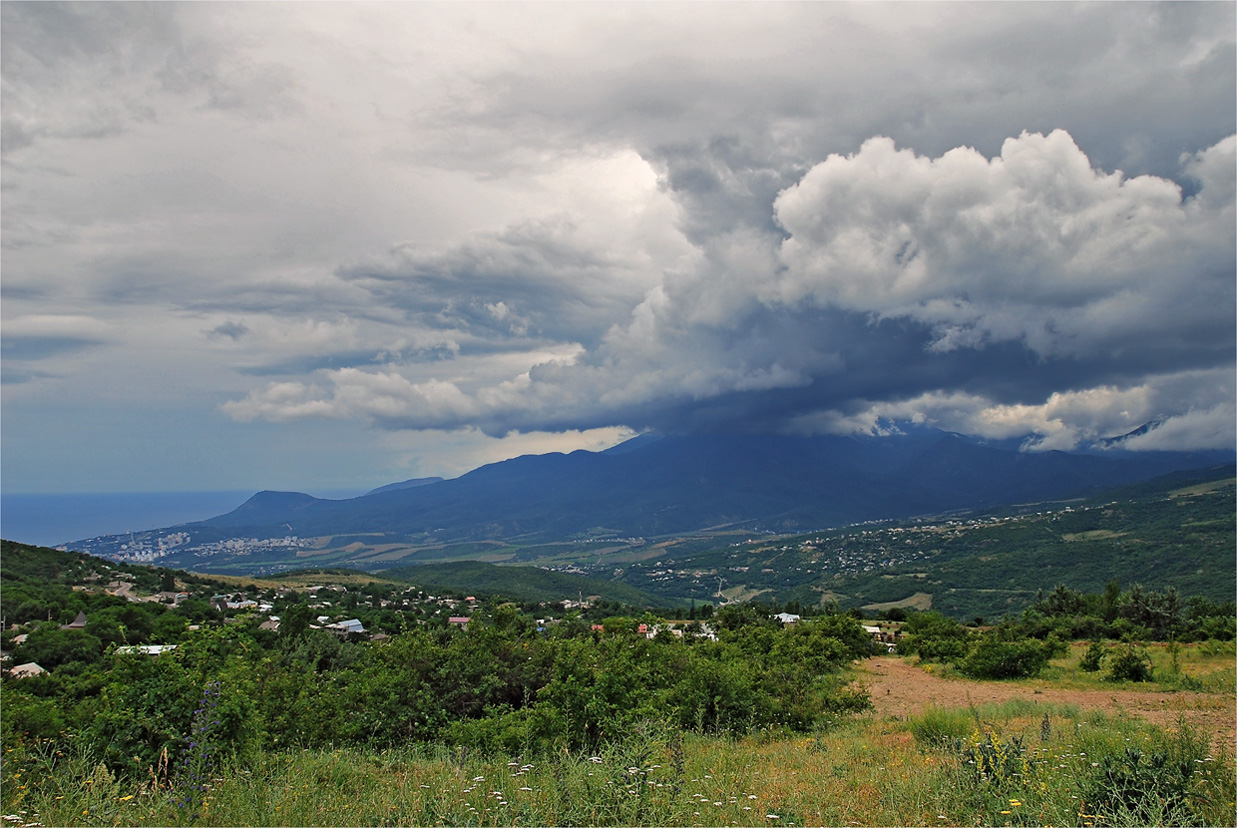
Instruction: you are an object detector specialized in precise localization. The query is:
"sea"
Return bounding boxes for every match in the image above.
[0,489,365,548]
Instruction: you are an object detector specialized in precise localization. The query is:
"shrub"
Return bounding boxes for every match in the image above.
[1105,644,1153,682]
[1080,639,1106,672]
[957,636,1051,679]
[897,611,971,662]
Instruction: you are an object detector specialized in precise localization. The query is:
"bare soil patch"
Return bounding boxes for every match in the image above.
[858,655,1235,753]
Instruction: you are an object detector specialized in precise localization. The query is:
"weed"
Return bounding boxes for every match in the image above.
[956,731,1031,788]
[909,707,973,749]
[168,681,223,822]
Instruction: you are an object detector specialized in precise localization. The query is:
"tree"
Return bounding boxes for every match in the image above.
[12,627,104,670]
[279,603,312,641]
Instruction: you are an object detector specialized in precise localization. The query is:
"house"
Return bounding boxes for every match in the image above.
[61,611,87,630]
[326,618,365,637]
[448,616,470,628]
[773,612,801,625]
[9,662,47,679]
[863,624,899,652]
[115,644,178,656]
[692,623,718,641]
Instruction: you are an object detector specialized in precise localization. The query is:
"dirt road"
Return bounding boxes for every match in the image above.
[857,656,1235,753]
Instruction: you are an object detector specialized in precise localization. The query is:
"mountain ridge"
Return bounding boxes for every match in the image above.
[191,429,1232,542]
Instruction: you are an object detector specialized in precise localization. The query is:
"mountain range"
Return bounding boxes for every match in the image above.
[195,428,1225,540]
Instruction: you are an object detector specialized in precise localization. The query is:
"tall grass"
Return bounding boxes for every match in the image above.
[4,708,1232,827]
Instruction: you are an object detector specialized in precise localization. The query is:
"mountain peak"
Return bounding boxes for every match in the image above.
[1093,420,1166,449]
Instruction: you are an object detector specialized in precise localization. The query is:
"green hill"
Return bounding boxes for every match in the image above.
[382,560,681,608]
[608,466,1236,619]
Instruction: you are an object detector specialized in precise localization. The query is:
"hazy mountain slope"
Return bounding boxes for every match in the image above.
[191,430,1233,542]
[364,477,445,497]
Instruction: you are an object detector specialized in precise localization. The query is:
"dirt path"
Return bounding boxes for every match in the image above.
[857,656,1236,754]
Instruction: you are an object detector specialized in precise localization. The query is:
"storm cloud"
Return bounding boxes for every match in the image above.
[3,2,1234,492]
[226,130,1236,450]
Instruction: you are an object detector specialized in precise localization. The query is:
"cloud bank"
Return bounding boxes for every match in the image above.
[3,3,1233,492]
[225,131,1236,451]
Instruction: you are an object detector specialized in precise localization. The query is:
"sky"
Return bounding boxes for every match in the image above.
[2,2,1234,495]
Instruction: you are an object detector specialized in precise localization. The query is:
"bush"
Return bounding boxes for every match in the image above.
[1105,644,1153,682]
[957,636,1051,679]
[1080,639,1105,672]
[898,611,970,661]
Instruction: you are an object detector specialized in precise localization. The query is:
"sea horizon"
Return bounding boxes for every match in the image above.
[0,489,366,548]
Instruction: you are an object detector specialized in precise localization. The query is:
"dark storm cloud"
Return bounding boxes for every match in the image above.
[228,128,1234,450]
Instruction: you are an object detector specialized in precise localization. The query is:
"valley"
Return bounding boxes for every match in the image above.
[61,462,1236,621]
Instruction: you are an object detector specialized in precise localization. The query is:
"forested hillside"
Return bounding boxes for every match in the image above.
[609,468,1236,618]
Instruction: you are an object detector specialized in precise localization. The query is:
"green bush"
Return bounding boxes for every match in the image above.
[957,636,1051,679]
[1105,644,1153,682]
[1080,639,1106,672]
[898,611,971,662]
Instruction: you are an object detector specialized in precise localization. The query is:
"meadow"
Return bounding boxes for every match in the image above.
[4,649,1233,827]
